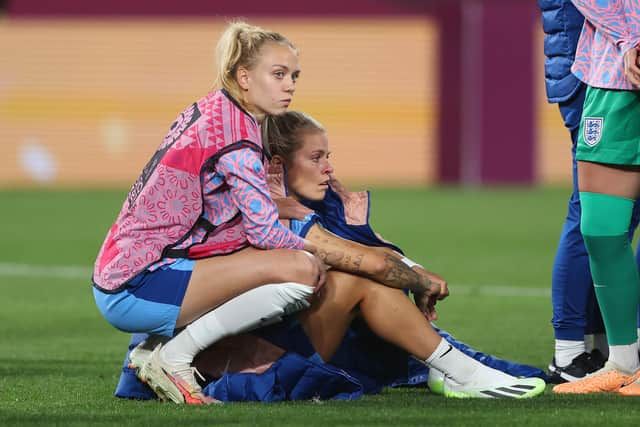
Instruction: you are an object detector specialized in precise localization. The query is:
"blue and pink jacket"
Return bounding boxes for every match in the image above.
[93,89,303,292]
[571,0,640,89]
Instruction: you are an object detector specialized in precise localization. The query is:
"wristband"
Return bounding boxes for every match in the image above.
[400,256,423,269]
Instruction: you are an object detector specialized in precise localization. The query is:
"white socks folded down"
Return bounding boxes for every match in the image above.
[554,334,609,367]
[555,336,640,373]
[424,338,513,386]
[609,342,640,374]
[160,282,314,366]
[555,339,586,368]
[555,334,611,368]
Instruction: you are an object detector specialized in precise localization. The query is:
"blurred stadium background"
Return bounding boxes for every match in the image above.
[8,2,640,423]
[1,0,568,189]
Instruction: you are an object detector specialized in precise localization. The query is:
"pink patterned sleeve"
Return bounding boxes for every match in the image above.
[623,1,640,52]
[572,0,638,49]
[216,147,304,250]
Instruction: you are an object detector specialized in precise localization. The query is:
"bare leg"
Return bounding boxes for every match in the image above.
[178,247,318,327]
[136,247,319,405]
[298,270,440,361]
[299,271,547,399]
[578,161,640,198]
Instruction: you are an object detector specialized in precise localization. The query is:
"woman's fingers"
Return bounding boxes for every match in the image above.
[624,47,640,87]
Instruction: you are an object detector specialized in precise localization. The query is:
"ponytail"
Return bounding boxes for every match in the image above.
[213,21,297,106]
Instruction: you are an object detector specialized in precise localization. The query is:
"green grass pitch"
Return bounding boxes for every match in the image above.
[1,187,639,426]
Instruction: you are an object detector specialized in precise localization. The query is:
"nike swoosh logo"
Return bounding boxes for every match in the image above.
[439,344,453,359]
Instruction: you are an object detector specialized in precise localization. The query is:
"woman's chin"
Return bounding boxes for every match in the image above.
[269,106,289,116]
[314,189,328,200]
[301,192,325,202]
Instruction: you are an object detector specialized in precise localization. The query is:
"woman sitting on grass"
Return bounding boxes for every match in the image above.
[119,111,546,401]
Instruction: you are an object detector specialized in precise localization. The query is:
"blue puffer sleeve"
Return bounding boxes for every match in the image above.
[539,0,585,103]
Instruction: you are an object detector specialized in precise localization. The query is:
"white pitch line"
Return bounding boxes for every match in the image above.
[0,262,91,280]
[0,262,551,298]
[453,284,550,298]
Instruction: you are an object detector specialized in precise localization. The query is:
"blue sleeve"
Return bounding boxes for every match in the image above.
[216,148,304,250]
[290,213,321,238]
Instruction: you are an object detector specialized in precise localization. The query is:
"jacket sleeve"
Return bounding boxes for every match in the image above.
[539,0,586,103]
[571,0,639,51]
[216,147,304,250]
[622,0,640,53]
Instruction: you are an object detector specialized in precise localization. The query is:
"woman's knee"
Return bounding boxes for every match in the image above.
[366,281,404,298]
[270,249,320,286]
[352,278,407,306]
[321,274,407,313]
[323,271,369,300]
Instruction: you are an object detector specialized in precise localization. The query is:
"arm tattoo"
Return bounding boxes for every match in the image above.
[382,254,431,293]
[316,246,364,272]
[307,224,425,290]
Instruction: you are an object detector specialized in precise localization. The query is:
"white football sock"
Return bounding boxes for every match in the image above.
[159,328,201,366]
[161,282,314,366]
[424,338,512,385]
[608,342,640,374]
[555,339,584,367]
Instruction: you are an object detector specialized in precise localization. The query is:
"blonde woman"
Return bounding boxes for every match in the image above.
[93,22,325,404]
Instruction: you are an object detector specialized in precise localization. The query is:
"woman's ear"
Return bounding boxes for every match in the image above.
[236,66,250,91]
[270,155,284,166]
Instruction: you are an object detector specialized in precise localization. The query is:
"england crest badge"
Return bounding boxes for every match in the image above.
[583,117,604,147]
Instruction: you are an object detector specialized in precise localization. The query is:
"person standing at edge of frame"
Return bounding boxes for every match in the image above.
[553,0,640,395]
[539,0,640,384]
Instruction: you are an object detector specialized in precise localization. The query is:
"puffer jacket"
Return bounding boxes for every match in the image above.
[539,0,585,103]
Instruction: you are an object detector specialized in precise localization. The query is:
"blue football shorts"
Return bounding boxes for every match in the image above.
[93,258,194,337]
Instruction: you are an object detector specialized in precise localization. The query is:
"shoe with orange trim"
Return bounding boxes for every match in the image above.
[617,370,640,396]
[128,335,168,372]
[552,361,632,394]
[136,344,219,405]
